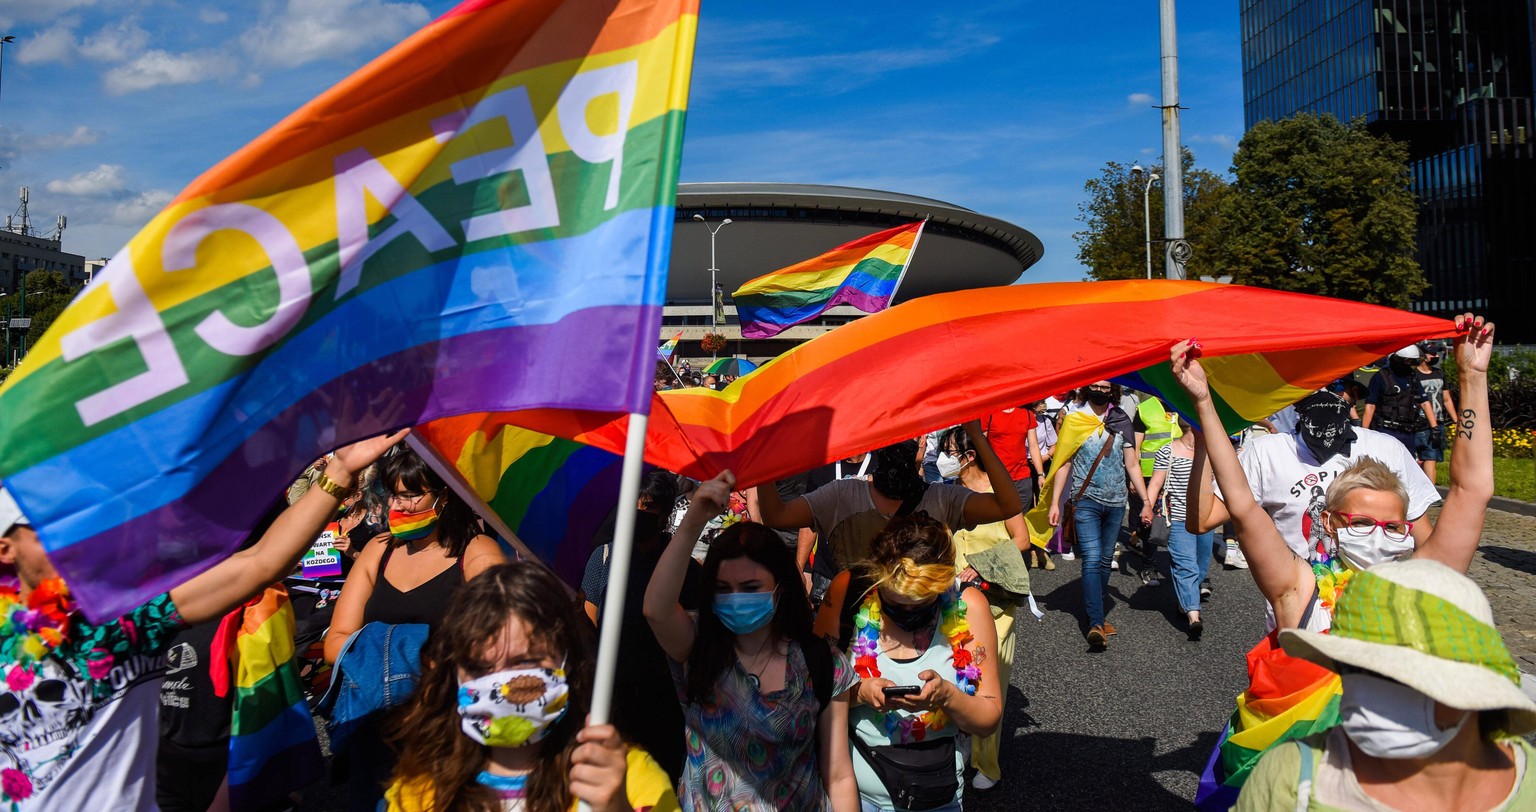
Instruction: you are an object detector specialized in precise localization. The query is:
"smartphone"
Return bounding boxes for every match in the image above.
[882,685,922,698]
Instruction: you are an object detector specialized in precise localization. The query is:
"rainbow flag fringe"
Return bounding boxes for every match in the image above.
[0,0,699,621]
[732,221,925,338]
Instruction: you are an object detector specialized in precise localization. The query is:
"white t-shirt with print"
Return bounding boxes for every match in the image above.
[1229,427,1441,560]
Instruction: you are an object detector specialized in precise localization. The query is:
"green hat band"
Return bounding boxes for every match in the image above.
[1332,569,1520,685]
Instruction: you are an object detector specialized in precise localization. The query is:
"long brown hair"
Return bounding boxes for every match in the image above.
[685,521,816,704]
[380,445,480,557]
[388,563,595,812]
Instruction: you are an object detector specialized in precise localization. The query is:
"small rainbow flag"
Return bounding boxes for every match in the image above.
[212,585,323,812]
[1195,633,1343,810]
[732,221,926,338]
[414,414,623,584]
[0,0,698,620]
[658,331,682,360]
[503,281,1460,491]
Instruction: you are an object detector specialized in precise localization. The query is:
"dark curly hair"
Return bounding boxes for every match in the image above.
[380,444,481,557]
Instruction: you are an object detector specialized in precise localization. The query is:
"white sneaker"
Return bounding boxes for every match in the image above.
[972,773,999,790]
[1060,550,1076,560]
[1226,540,1249,570]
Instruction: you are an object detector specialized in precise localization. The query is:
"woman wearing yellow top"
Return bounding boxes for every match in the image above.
[383,563,678,812]
[936,426,1031,792]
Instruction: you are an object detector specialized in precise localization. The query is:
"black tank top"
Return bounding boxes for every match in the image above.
[361,544,466,629]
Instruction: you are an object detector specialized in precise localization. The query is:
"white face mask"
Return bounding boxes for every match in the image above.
[457,664,570,748]
[1334,525,1414,571]
[1340,672,1469,759]
[936,452,966,480]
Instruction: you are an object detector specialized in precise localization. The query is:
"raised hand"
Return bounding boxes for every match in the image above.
[1454,313,1494,376]
[331,428,410,483]
[1169,339,1211,403]
[689,469,736,516]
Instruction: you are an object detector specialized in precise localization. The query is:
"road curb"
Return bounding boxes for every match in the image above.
[1436,486,1536,519]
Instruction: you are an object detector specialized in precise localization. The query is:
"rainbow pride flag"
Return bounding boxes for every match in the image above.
[0,0,698,620]
[1195,633,1343,810]
[658,331,682,360]
[414,414,623,584]
[502,281,1460,490]
[732,221,926,338]
[212,585,323,812]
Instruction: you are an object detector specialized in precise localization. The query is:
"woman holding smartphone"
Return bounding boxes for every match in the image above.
[815,514,1002,812]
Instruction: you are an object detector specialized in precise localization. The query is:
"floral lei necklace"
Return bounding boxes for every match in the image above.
[852,585,977,744]
[0,578,74,673]
[1309,539,1354,615]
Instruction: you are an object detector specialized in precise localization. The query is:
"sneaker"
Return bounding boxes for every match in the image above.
[1200,578,1213,599]
[1103,622,1118,636]
[971,773,999,791]
[1111,545,1122,564]
[1087,625,1107,647]
[1139,567,1161,587]
[1060,550,1076,561]
[1225,540,1249,570]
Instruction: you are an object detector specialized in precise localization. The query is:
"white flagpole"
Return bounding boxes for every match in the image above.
[885,218,929,308]
[586,411,650,727]
[404,432,542,565]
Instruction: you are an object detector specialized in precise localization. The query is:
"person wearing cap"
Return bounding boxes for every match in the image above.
[1170,314,1493,634]
[1362,344,1439,458]
[0,429,405,811]
[1236,559,1536,811]
[1414,342,1456,482]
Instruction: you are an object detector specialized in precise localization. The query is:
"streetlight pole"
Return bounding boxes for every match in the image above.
[1158,0,1188,279]
[1,293,8,369]
[692,214,731,335]
[0,35,14,126]
[1131,166,1161,279]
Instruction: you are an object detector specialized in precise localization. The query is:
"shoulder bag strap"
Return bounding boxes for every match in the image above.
[1072,433,1117,505]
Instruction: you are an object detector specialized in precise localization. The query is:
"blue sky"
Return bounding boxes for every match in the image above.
[0,0,1243,283]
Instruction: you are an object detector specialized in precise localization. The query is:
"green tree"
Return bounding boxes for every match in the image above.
[1209,114,1425,307]
[1074,149,1231,280]
[18,269,76,350]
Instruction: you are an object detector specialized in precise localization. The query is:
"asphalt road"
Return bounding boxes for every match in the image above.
[967,544,1268,811]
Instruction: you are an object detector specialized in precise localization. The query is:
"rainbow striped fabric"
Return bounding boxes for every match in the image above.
[0,0,697,621]
[415,414,622,584]
[732,221,925,338]
[1194,634,1343,810]
[506,281,1459,490]
[213,585,323,812]
[658,331,682,360]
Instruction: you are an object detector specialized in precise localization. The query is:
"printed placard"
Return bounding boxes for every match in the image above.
[301,526,344,579]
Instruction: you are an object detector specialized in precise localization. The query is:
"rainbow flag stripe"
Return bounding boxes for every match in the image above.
[732,221,924,338]
[1195,633,1343,809]
[658,331,682,360]
[415,413,622,584]
[221,586,323,811]
[0,0,698,621]
[502,281,1459,490]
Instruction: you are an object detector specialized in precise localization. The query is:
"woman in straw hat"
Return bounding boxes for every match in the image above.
[1167,313,1495,633]
[1236,558,1536,810]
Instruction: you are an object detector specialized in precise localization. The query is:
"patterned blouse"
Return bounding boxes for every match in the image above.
[671,638,858,811]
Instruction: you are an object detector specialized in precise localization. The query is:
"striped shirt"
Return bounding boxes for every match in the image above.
[1153,444,1194,523]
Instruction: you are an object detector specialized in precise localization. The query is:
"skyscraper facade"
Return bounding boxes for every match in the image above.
[1240,0,1536,340]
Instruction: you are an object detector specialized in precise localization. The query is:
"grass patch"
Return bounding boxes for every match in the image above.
[1435,455,1536,503]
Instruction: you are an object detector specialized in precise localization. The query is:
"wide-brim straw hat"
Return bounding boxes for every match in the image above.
[1281,558,1536,736]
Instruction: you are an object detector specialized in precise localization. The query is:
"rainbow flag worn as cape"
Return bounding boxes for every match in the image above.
[414,414,623,585]
[0,0,698,621]
[212,585,323,812]
[732,221,925,338]
[1025,410,1105,549]
[497,281,1460,491]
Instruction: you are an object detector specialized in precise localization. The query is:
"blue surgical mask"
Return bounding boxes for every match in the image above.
[714,591,777,635]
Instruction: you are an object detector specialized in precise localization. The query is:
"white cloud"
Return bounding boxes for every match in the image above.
[241,0,431,68]
[15,25,80,65]
[1189,133,1239,153]
[81,19,151,63]
[109,189,173,225]
[0,0,95,26]
[103,50,236,95]
[1127,92,1156,107]
[46,164,127,197]
[198,7,229,24]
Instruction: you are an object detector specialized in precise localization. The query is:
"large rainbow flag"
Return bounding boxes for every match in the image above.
[413,414,623,585]
[732,221,926,338]
[500,281,1460,489]
[0,0,698,620]
[212,585,323,812]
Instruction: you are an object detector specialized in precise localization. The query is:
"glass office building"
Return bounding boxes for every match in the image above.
[1240,0,1536,340]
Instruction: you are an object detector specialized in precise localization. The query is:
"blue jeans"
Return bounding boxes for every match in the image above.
[1072,497,1124,627]
[922,461,944,483]
[1168,521,1213,613]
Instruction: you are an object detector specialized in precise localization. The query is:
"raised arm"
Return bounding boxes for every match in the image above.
[1414,315,1495,573]
[1170,342,1310,621]
[754,482,813,530]
[961,420,1023,525]
[172,430,407,626]
[644,471,733,663]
